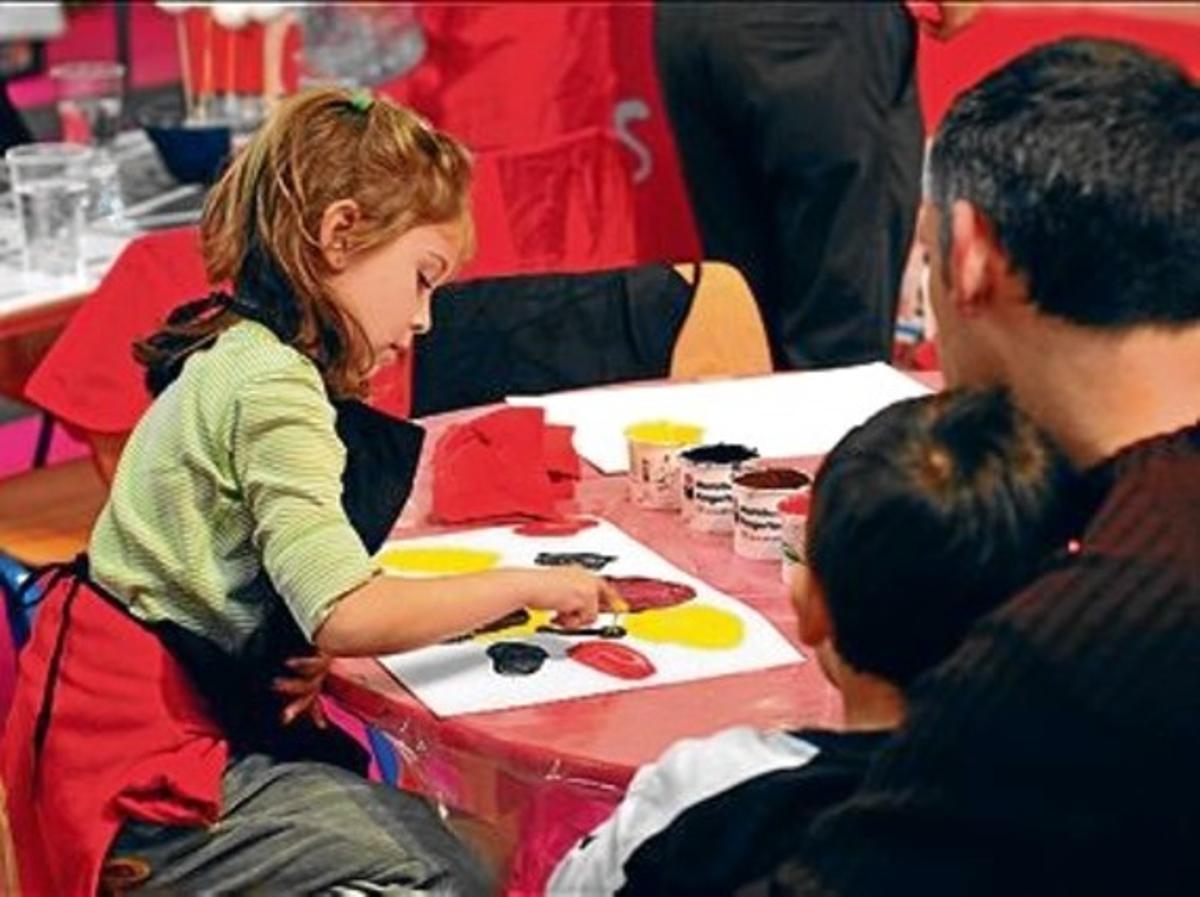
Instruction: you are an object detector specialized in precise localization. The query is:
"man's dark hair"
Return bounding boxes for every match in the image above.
[807,388,1075,687]
[928,38,1200,327]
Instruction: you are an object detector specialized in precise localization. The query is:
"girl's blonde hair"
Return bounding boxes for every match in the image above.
[136,88,473,398]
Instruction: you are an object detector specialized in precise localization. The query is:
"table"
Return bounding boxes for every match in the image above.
[0,223,131,466]
[327,406,845,892]
[0,130,199,389]
[0,131,202,465]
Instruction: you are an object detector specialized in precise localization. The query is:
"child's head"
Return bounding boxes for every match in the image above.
[205,88,473,395]
[141,88,473,398]
[793,387,1074,695]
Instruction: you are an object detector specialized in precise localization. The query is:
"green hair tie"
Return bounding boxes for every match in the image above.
[349,90,374,113]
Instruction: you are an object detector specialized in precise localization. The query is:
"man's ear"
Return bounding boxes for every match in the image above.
[949,199,1004,318]
[319,199,362,271]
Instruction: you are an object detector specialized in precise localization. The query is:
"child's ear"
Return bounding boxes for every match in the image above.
[319,199,362,271]
[792,566,832,647]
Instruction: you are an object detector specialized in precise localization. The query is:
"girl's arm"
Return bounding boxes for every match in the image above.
[314,566,611,657]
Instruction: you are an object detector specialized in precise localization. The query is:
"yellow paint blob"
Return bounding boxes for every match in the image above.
[624,420,705,447]
[472,609,554,642]
[378,546,501,576]
[624,604,744,650]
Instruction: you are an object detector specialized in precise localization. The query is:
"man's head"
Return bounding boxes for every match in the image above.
[922,38,1200,386]
[793,388,1075,692]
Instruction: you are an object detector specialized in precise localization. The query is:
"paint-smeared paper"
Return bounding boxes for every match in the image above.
[376,521,803,717]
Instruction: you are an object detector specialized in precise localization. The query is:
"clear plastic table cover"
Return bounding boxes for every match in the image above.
[328,406,845,893]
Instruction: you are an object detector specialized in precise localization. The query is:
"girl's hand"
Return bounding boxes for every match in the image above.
[523,568,617,629]
[273,654,332,727]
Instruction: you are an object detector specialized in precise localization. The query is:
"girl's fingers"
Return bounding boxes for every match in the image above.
[281,695,330,728]
[555,609,589,629]
[598,585,623,613]
[285,656,331,674]
[281,693,314,724]
[273,676,320,696]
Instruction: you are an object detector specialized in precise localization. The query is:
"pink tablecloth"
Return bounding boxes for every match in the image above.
[327,406,844,894]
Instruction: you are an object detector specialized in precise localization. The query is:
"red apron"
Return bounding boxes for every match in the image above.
[2,565,228,897]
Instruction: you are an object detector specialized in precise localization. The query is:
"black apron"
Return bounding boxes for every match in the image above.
[146,399,424,774]
[28,239,428,775]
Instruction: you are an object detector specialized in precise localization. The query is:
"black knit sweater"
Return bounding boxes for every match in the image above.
[752,423,1200,897]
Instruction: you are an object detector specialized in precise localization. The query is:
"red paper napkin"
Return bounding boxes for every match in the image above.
[431,407,582,524]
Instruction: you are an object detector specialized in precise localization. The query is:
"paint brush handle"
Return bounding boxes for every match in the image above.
[536,624,627,639]
[609,595,628,627]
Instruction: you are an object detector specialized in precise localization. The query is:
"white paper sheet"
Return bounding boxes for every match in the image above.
[376,521,803,717]
[508,362,931,473]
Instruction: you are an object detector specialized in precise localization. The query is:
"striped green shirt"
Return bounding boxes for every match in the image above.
[89,319,378,652]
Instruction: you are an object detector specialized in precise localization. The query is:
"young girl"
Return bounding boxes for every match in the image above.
[3,89,613,896]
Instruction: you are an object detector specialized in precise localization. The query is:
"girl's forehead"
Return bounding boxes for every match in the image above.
[429,218,473,271]
[405,220,462,251]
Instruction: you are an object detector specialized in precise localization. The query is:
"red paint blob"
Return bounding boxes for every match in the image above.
[514,518,599,537]
[603,576,696,611]
[568,641,657,680]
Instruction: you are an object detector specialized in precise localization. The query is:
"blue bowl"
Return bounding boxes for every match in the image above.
[143,122,232,185]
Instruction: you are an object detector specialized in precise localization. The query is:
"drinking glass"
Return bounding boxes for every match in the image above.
[5,142,93,280]
[51,60,125,220]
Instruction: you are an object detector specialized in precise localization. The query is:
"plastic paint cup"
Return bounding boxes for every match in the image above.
[778,491,811,586]
[731,467,811,561]
[624,420,704,510]
[679,443,759,533]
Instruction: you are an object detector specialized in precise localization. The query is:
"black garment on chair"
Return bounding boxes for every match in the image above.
[411,263,695,417]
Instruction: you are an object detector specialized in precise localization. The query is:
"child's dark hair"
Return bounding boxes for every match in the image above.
[807,387,1075,687]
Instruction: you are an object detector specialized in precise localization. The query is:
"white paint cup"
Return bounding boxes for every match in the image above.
[778,492,811,585]
[732,468,811,562]
[679,444,759,533]
[624,420,704,510]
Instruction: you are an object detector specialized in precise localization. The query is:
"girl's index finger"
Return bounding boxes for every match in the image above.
[601,583,628,614]
[284,656,329,674]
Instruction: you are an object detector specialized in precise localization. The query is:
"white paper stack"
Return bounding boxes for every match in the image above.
[508,362,931,473]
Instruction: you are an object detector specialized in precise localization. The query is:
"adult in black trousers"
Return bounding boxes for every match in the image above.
[656,2,927,370]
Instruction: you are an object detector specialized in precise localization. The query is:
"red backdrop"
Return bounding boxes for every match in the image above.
[10,3,1200,275]
[13,5,1200,435]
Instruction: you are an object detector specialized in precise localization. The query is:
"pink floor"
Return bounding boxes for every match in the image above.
[0,414,90,479]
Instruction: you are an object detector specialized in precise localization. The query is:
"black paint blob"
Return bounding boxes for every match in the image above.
[534,552,618,571]
[477,608,531,634]
[444,608,532,644]
[486,641,549,676]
